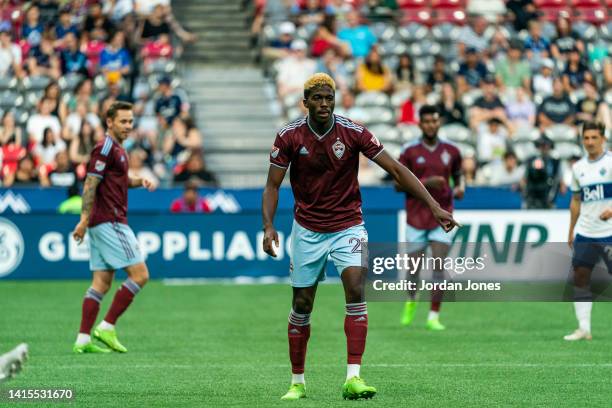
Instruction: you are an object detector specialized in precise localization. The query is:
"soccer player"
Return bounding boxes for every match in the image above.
[262,73,458,401]
[397,105,464,331]
[71,101,155,353]
[0,343,28,382]
[565,121,612,341]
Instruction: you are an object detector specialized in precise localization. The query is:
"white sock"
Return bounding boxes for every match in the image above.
[574,302,592,333]
[428,310,439,321]
[98,320,114,330]
[346,364,360,380]
[291,373,304,385]
[76,333,90,346]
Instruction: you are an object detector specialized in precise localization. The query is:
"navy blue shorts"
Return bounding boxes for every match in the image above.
[572,234,612,273]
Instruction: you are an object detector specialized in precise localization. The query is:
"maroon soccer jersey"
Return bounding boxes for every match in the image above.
[270,115,384,233]
[86,135,129,227]
[398,140,462,230]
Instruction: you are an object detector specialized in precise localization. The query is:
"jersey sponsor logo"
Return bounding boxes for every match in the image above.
[95,160,106,172]
[299,146,309,155]
[270,145,279,159]
[332,140,345,159]
[441,149,450,166]
[582,184,606,202]
[416,156,425,164]
[0,217,25,277]
[370,135,380,147]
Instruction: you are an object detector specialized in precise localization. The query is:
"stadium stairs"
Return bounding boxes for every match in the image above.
[174,0,279,188]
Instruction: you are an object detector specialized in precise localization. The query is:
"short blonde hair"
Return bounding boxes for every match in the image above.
[304,73,336,97]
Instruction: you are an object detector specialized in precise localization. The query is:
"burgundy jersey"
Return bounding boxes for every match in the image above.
[86,135,129,227]
[398,140,462,230]
[270,115,384,233]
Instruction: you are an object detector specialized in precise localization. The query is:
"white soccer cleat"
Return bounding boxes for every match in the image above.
[563,329,592,341]
[0,343,29,383]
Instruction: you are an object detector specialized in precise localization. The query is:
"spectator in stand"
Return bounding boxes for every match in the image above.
[361,0,398,23]
[262,21,294,63]
[576,81,611,128]
[55,7,80,48]
[333,91,360,119]
[355,46,393,93]
[551,17,584,63]
[506,0,537,32]
[26,97,62,145]
[495,39,531,93]
[36,0,60,28]
[27,34,61,79]
[537,77,575,130]
[3,154,39,186]
[43,81,68,124]
[457,15,489,57]
[67,78,99,115]
[524,20,550,69]
[437,83,466,126]
[398,86,426,125]
[100,31,132,82]
[532,58,555,97]
[310,15,349,58]
[174,150,218,187]
[522,135,564,209]
[395,53,420,91]
[337,10,376,59]
[141,32,173,73]
[170,179,212,213]
[34,127,66,166]
[139,4,171,40]
[462,155,478,186]
[69,120,96,166]
[21,5,44,47]
[426,56,452,94]
[40,150,77,187]
[506,86,536,134]
[83,2,115,36]
[0,111,25,181]
[275,39,316,99]
[60,32,88,77]
[163,116,203,160]
[291,0,331,27]
[128,148,159,188]
[83,27,107,77]
[103,0,135,23]
[562,47,592,92]
[466,0,505,23]
[64,101,102,140]
[457,48,488,95]
[477,117,510,163]
[0,22,24,78]
[469,76,508,129]
[315,48,349,92]
[155,76,186,130]
[478,150,524,187]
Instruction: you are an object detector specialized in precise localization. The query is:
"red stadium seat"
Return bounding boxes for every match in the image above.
[431,0,465,8]
[398,0,429,9]
[604,0,612,7]
[538,6,572,21]
[575,7,608,23]
[533,0,567,6]
[570,0,604,7]
[401,8,433,25]
[433,8,467,24]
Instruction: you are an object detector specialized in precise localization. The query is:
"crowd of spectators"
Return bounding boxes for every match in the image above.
[257,0,612,193]
[0,0,216,190]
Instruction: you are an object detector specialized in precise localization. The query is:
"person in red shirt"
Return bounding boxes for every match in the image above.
[71,101,156,354]
[397,104,465,331]
[170,179,212,213]
[262,73,458,401]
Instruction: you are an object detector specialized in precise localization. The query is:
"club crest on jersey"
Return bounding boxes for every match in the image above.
[600,167,607,176]
[299,146,309,155]
[270,145,279,159]
[332,140,345,159]
[441,150,450,165]
[95,160,106,171]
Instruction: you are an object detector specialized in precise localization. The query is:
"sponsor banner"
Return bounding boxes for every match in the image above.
[0,210,584,281]
[0,187,572,214]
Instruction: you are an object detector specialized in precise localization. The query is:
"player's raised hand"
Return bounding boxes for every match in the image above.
[72,220,87,245]
[142,178,157,191]
[432,206,460,232]
[263,226,280,257]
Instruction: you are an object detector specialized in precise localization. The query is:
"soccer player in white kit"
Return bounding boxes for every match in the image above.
[565,121,612,341]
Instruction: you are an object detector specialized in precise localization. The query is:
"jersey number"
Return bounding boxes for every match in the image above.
[350,237,367,253]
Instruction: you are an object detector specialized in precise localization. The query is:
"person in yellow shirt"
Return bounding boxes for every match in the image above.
[355,47,393,93]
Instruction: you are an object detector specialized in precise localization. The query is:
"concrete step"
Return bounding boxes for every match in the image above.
[182,51,254,63]
[180,19,248,30]
[204,137,274,152]
[174,3,243,12]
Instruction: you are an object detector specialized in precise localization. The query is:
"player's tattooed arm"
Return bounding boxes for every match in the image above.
[72,175,101,244]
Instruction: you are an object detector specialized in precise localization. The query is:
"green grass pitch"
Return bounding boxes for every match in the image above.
[1,281,612,407]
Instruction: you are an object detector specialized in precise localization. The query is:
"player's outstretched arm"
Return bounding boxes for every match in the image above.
[262,165,287,257]
[129,176,156,191]
[373,150,459,232]
[72,174,101,244]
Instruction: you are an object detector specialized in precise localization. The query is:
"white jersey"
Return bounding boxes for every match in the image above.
[570,152,612,238]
